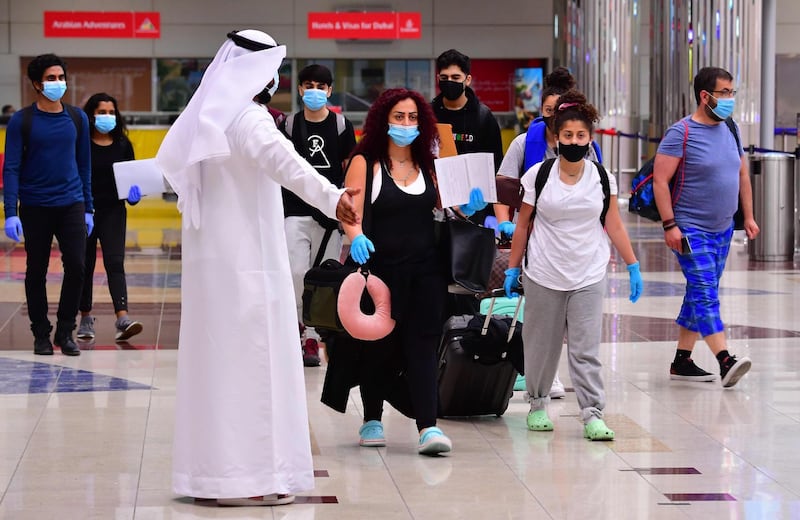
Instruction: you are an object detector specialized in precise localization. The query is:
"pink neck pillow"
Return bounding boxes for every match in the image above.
[337,270,395,341]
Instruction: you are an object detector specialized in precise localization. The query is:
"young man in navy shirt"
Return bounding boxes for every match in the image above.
[3,53,93,356]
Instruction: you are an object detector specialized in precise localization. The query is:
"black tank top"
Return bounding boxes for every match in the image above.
[369,161,437,268]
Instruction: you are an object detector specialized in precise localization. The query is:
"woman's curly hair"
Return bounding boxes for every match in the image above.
[553,89,600,134]
[541,67,576,105]
[352,87,437,174]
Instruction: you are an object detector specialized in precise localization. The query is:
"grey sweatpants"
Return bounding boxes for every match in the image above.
[522,275,606,424]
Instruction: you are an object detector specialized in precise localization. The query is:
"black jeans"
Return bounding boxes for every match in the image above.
[80,203,128,313]
[19,203,86,330]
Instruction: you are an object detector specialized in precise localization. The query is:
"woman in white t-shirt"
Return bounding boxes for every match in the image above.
[503,90,643,441]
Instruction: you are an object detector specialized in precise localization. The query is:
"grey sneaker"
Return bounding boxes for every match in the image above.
[115,316,143,342]
[77,315,95,339]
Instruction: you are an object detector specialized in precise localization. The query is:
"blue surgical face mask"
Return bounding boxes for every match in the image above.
[94,114,116,134]
[302,89,328,111]
[387,124,420,147]
[708,94,736,121]
[42,80,67,102]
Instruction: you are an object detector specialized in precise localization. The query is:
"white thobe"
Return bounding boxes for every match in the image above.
[171,102,343,498]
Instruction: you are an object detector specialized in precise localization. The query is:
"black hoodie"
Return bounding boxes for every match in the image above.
[432,86,503,169]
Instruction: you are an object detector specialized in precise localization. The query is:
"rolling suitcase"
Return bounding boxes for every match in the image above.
[437,291,523,417]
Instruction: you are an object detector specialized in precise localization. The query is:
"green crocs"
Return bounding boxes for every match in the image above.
[527,409,554,431]
[583,419,614,441]
[514,374,526,391]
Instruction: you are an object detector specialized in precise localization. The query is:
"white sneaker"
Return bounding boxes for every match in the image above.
[550,373,566,399]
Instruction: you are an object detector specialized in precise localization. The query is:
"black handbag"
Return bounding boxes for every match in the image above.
[441,211,497,293]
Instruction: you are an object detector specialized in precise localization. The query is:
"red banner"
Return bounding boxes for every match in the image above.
[308,12,421,40]
[44,11,160,39]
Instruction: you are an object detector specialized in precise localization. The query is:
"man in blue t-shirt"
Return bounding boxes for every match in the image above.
[2,53,93,356]
[653,66,759,388]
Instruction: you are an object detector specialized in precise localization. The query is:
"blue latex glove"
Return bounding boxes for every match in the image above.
[127,185,141,205]
[85,213,95,236]
[497,220,516,238]
[459,187,488,217]
[4,216,22,242]
[627,261,643,303]
[350,234,375,265]
[504,267,521,298]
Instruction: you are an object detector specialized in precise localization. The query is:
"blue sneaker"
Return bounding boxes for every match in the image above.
[513,374,526,391]
[358,420,386,447]
[418,427,452,456]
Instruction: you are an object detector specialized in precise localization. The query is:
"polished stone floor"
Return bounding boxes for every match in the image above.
[0,207,799,519]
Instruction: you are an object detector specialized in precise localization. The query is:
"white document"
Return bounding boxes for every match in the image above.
[113,158,167,199]
[434,152,498,209]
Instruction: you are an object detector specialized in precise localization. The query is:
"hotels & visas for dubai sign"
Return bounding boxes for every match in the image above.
[308,12,421,39]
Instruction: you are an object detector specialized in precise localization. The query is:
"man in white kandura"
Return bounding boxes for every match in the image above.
[156,29,360,507]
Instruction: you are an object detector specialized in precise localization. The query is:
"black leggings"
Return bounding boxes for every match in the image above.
[19,203,86,327]
[359,270,446,432]
[80,203,129,313]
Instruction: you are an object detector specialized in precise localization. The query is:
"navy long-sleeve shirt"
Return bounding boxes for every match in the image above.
[2,104,93,217]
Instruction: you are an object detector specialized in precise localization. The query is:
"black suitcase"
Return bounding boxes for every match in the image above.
[437,292,523,417]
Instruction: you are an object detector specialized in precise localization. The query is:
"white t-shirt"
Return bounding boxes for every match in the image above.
[520,158,618,291]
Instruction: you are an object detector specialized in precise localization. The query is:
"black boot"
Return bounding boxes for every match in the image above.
[54,320,80,357]
[31,322,54,355]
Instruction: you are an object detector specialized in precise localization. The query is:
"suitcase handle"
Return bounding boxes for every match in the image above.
[482,289,525,342]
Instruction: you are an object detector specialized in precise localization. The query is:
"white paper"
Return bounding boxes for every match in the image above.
[434,152,498,209]
[113,158,167,199]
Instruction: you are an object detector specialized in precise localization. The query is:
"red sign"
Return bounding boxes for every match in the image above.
[470,59,546,112]
[308,12,421,40]
[44,11,160,39]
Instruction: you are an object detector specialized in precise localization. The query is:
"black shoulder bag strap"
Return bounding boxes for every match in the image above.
[312,228,335,268]
[294,112,309,160]
[523,158,556,267]
[594,161,611,227]
[724,117,745,229]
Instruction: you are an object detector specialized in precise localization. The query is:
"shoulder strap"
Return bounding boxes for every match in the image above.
[524,157,556,268]
[591,140,603,164]
[724,117,741,152]
[335,112,345,135]
[64,104,82,133]
[670,118,690,206]
[312,228,335,268]
[531,158,556,221]
[21,104,34,160]
[362,154,374,237]
[594,161,611,226]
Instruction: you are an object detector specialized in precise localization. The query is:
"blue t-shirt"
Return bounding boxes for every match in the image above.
[657,116,742,232]
[2,104,93,217]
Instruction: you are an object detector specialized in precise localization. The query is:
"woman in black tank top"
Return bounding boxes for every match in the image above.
[331,88,453,456]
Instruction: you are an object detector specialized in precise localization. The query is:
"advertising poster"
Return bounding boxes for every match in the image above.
[514,67,543,130]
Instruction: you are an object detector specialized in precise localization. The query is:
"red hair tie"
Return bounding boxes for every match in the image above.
[558,102,579,111]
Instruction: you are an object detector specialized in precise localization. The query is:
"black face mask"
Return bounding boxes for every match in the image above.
[558,143,591,163]
[255,87,272,105]
[542,115,555,131]
[439,80,465,101]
